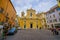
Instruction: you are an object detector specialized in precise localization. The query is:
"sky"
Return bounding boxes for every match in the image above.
[11,0,57,16]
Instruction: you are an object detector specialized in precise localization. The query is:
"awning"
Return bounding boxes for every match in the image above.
[54,23,60,26]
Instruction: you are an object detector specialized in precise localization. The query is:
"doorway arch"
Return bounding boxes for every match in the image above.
[30,23,33,28]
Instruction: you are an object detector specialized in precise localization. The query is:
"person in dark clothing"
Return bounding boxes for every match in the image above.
[2,24,8,40]
[52,28,59,35]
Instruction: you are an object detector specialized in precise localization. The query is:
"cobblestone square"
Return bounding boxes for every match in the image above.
[6,29,60,40]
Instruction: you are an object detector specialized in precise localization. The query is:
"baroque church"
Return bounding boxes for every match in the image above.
[19,8,42,29]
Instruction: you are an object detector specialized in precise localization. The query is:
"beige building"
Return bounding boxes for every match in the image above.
[18,8,42,29]
[46,5,60,28]
[37,12,47,29]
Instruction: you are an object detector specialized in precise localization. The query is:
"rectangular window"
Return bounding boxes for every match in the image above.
[6,13,8,17]
[59,13,60,16]
[50,16,51,18]
[53,14,55,18]
[47,21,48,23]
[0,8,4,13]
[48,25,49,27]
[30,13,32,17]
[46,16,48,19]
[24,24,26,28]
[50,20,52,23]
[51,24,54,28]
[59,18,60,21]
[53,19,57,22]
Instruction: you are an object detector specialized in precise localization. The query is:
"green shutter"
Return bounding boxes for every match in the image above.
[0,22,3,25]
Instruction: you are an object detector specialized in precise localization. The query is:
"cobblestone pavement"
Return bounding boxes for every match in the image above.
[5,29,60,40]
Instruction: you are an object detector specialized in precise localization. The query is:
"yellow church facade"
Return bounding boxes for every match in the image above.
[18,8,42,29]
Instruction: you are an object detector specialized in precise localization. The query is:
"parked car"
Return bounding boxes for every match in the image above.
[7,27,17,35]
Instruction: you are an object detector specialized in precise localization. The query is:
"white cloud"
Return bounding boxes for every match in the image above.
[11,0,57,16]
[33,0,57,13]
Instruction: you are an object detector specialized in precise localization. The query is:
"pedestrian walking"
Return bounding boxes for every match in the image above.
[52,28,59,35]
[2,23,9,40]
[2,27,7,40]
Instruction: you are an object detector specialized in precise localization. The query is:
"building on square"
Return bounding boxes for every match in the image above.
[37,12,47,29]
[18,8,42,29]
[46,5,60,28]
[0,0,16,28]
